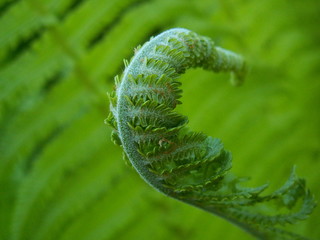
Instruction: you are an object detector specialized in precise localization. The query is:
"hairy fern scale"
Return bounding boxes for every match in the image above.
[106,28,316,240]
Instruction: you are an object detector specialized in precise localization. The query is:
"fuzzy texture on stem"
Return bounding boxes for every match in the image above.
[106,28,316,240]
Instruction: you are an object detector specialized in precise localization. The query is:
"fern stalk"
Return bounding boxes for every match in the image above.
[107,28,315,239]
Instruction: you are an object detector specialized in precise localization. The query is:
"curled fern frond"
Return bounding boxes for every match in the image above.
[106,28,316,239]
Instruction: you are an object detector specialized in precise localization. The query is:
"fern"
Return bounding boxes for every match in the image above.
[107,28,316,239]
[1,0,319,240]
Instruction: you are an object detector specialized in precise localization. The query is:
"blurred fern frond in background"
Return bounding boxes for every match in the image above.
[0,0,319,240]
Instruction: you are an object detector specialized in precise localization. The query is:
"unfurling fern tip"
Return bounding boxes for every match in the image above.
[106,28,316,240]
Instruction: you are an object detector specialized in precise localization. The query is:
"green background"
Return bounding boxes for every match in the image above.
[0,0,319,239]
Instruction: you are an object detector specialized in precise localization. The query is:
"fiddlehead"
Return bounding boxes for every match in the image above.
[106,28,316,239]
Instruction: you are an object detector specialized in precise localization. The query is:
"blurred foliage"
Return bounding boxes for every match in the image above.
[0,0,319,239]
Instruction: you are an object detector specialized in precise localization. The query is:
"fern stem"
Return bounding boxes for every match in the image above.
[107,28,315,240]
[116,28,245,193]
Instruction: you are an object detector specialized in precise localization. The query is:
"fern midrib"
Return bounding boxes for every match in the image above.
[116,30,189,195]
[115,28,272,239]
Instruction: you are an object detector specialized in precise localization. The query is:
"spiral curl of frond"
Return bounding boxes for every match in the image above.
[106,28,315,239]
